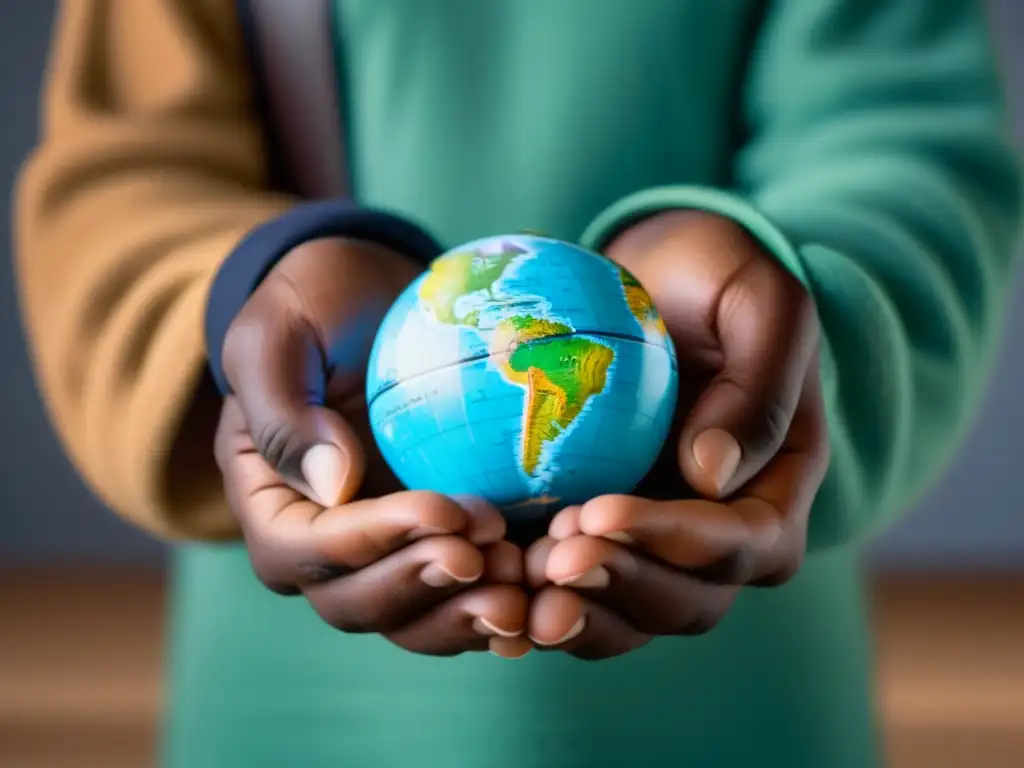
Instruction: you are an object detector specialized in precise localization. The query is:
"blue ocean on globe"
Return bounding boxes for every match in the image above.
[366,234,679,520]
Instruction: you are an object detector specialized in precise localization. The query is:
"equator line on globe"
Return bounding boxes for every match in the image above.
[366,234,679,520]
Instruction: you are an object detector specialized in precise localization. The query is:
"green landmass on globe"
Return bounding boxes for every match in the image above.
[504,331,614,475]
[417,243,630,478]
[417,241,527,326]
[619,266,668,336]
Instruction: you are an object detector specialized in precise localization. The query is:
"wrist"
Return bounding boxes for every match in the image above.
[275,236,424,296]
[205,201,442,396]
[603,208,715,272]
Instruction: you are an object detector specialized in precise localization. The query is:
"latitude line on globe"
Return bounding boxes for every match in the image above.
[366,329,666,409]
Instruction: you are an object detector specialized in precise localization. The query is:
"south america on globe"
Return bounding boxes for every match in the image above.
[366,234,679,520]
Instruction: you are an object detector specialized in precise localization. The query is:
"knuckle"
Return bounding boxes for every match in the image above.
[775,555,804,586]
[716,381,791,456]
[681,605,726,636]
[318,604,377,634]
[246,547,297,596]
[252,417,303,470]
[758,399,792,450]
[677,587,738,636]
[243,528,332,596]
[399,491,463,528]
[758,545,806,588]
[295,561,350,583]
[718,274,759,326]
[256,576,300,597]
[304,586,388,635]
[693,547,758,585]
[411,535,470,564]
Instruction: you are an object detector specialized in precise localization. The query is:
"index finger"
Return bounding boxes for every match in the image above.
[221,397,506,580]
[679,255,819,498]
[241,492,475,589]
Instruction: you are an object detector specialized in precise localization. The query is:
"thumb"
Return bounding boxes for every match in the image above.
[222,307,366,507]
[679,380,795,500]
[272,410,366,508]
[678,262,817,499]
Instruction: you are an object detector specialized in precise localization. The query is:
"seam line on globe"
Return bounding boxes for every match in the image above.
[366,329,670,409]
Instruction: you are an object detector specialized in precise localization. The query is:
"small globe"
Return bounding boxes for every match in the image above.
[366,234,678,521]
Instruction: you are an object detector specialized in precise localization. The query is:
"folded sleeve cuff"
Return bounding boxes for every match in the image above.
[204,200,443,396]
[579,185,811,288]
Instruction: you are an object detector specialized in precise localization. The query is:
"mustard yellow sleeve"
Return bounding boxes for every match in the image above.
[13,0,296,540]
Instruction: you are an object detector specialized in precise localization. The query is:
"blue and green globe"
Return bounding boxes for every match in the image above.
[366,234,678,520]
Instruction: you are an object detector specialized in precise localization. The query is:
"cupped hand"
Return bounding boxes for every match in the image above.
[525,210,830,659]
[215,237,531,657]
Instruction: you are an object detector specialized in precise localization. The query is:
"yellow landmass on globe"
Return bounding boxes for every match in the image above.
[418,242,527,326]
[494,315,613,476]
[490,314,568,356]
[619,267,667,336]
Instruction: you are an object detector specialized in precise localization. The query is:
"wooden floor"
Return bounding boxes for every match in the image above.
[1,570,1022,767]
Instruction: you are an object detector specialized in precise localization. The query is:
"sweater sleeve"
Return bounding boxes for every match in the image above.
[13,0,298,540]
[14,0,444,541]
[581,0,1023,551]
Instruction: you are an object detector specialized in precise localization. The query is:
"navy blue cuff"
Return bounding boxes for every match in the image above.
[204,200,443,395]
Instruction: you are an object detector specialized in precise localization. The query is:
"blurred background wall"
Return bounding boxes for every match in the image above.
[1,0,1021,570]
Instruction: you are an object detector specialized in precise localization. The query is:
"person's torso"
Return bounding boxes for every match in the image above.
[163,3,880,766]
[247,0,763,244]
[167,543,878,767]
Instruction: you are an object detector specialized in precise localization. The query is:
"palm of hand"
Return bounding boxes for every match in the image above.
[217,237,531,659]
[522,211,830,659]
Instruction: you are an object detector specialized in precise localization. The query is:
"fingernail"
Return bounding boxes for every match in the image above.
[692,428,742,494]
[489,637,531,659]
[531,615,586,647]
[420,563,479,588]
[473,617,522,638]
[555,566,610,589]
[300,444,347,507]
